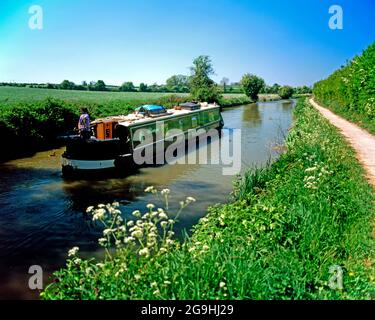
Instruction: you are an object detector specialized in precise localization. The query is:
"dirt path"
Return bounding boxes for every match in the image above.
[309,98,375,189]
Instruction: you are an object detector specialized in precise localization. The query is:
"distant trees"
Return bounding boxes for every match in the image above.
[139,83,148,92]
[294,85,312,94]
[278,86,294,99]
[166,75,189,93]
[189,55,220,102]
[92,80,107,91]
[58,80,108,91]
[240,73,265,101]
[119,82,136,92]
[59,80,76,90]
[220,77,230,93]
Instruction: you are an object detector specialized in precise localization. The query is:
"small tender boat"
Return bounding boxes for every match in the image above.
[61,102,223,176]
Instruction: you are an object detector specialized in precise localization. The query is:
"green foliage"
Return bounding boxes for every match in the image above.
[139,83,148,92]
[313,42,375,134]
[278,85,294,99]
[218,95,251,107]
[59,80,76,90]
[42,99,374,300]
[91,80,107,91]
[0,98,79,160]
[240,73,265,101]
[166,75,189,93]
[119,82,136,92]
[189,56,221,103]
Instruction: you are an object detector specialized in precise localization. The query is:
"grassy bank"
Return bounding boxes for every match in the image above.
[313,42,375,134]
[42,99,374,300]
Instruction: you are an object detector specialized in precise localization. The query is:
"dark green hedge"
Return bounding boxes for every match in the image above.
[0,98,79,160]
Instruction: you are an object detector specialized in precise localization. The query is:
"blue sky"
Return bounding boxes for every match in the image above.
[0,0,374,86]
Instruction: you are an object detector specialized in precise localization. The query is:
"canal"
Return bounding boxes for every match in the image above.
[0,100,295,299]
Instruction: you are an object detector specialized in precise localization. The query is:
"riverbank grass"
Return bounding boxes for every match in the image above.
[42,99,374,300]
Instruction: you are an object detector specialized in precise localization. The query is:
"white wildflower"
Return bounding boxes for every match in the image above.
[159,247,168,254]
[139,248,150,257]
[146,203,155,210]
[103,228,112,236]
[131,230,143,239]
[92,208,106,221]
[144,186,155,193]
[124,236,135,244]
[159,212,168,220]
[86,206,94,213]
[161,188,170,196]
[68,246,79,257]
[132,210,141,217]
[186,196,196,204]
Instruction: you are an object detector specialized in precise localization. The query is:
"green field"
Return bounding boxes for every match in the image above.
[0,86,190,106]
[0,86,250,106]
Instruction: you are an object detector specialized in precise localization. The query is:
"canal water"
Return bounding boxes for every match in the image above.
[0,100,295,299]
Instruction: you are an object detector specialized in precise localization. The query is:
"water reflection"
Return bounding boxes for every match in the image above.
[242,103,262,125]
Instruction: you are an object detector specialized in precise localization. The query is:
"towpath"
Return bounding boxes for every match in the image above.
[309,98,375,189]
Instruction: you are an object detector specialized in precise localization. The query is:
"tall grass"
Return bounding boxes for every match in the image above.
[42,99,374,300]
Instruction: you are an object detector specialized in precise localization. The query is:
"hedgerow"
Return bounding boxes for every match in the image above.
[313,42,375,133]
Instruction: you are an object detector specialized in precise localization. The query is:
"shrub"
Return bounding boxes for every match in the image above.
[240,73,265,101]
[278,86,294,99]
[313,42,375,133]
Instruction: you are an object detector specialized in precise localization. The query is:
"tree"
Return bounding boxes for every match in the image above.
[240,73,265,101]
[139,83,148,92]
[166,75,189,92]
[189,55,220,102]
[220,77,230,93]
[270,83,281,94]
[278,85,294,99]
[59,80,76,90]
[119,82,136,92]
[94,80,107,91]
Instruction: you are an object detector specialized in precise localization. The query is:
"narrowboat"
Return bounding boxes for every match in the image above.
[61,102,223,175]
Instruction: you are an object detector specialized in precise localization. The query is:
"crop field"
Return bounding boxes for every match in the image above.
[0,86,251,106]
[0,87,190,106]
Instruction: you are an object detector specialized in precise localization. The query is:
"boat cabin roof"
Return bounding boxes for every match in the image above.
[91,102,220,128]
